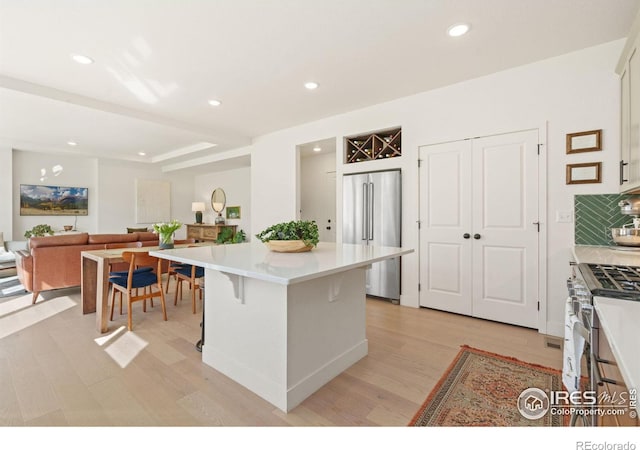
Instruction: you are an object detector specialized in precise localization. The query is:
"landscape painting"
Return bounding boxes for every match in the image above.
[20,184,89,216]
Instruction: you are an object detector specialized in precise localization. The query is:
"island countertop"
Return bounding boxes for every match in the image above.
[150,241,413,285]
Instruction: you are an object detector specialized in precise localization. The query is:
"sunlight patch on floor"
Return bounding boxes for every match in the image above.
[0,295,77,339]
[0,292,34,316]
[94,325,126,347]
[103,330,148,368]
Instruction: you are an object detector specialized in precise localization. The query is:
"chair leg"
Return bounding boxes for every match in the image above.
[165,273,172,293]
[174,279,182,306]
[127,294,133,331]
[159,285,168,322]
[191,281,197,314]
[110,286,116,321]
[32,291,40,304]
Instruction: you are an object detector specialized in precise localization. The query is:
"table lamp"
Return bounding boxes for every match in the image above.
[192,202,205,224]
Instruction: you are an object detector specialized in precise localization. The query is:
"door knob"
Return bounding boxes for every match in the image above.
[463,233,470,239]
[473,234,481,239]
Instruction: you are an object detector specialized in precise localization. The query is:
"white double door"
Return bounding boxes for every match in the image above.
[418,130,539,329]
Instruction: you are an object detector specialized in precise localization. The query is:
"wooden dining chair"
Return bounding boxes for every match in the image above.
[107,241,146,314]
[109,251,168,331]
[174,262,204,314]
[164,238,196,293]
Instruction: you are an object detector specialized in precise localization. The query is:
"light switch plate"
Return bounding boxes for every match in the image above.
[556,210,573,223]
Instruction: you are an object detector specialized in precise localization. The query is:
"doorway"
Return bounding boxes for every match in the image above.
[418,129,541,329]
[297,138,337,242]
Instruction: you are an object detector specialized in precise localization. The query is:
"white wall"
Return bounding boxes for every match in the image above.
[12,150,98,237]
[11,151,194,239]
[96,159,194,239]
[194,166,251,239]
[0,146,13,240]
[248,40,624,337]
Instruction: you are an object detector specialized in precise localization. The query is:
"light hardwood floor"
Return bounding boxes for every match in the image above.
[0,285,563,426]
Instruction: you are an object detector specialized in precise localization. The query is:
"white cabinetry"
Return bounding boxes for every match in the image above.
[619,32,640,191]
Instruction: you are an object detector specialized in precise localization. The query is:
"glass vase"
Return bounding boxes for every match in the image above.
[159,232,174,249]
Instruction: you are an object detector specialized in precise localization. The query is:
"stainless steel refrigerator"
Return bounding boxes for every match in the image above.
[342,169,401,301]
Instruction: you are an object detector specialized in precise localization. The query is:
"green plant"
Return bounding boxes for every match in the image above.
[215,227,235,244]
[216,228,246,244]
[24,224,55,238]
[255,220,319,247]
[232,229,246,243]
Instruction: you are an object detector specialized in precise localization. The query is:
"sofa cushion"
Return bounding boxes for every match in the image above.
[88,233,138,244]
[135,231,158,242]
[0,251,15,263]
[0,232,13,263]
[30,233,89,249]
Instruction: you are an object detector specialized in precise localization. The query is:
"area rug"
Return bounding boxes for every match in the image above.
[0,276,27,298]
[409,345,565,426]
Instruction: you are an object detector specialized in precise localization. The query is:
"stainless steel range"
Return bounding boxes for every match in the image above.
[566,262,640,426]
[578,263,640,301]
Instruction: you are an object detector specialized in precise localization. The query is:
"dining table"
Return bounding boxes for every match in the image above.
[81,243,211,333]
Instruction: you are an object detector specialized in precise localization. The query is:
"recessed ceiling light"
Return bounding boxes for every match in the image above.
[67,141,77,146]
[447,23,470,37]
[304,81,319,90]
[138,152,146,156]
[71,54,94,65]
[313,146,321,152]
[208,99,221,106]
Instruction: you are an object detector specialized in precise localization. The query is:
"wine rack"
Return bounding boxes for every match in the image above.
[345,127,401,164]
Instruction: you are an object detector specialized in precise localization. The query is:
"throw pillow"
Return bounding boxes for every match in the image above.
[127,227,149,233]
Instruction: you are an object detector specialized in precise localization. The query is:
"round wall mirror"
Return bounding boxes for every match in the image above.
[211,188,227,224]
[211,188,226,212]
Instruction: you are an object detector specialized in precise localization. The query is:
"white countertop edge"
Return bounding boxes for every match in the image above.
[149,246,413,285]
[593,296,639,413]
[573,245,640,266]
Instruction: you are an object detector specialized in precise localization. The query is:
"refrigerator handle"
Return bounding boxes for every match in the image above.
[369,182,374,240]
[362,183,368,241]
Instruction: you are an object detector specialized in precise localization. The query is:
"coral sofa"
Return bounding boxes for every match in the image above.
[15,232,160,304]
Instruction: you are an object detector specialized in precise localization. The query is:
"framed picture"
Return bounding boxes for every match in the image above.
[566,129,602,154]
[226,206,241,219]
[566,162,602,184]
[20,184,89,216]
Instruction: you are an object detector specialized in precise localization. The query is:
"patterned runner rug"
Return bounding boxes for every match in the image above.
[409,345,565,426]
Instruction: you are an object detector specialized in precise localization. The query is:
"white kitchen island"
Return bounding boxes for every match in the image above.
[151,241,413,412]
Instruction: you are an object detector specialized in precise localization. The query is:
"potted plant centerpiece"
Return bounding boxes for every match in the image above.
[255,220,319,252]
[24,224,55,239]
[153,219,182,249]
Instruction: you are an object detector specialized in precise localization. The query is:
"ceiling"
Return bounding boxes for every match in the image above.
[1,0,638,172]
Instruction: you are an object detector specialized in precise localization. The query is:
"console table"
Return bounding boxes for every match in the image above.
[186,224,236,242]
